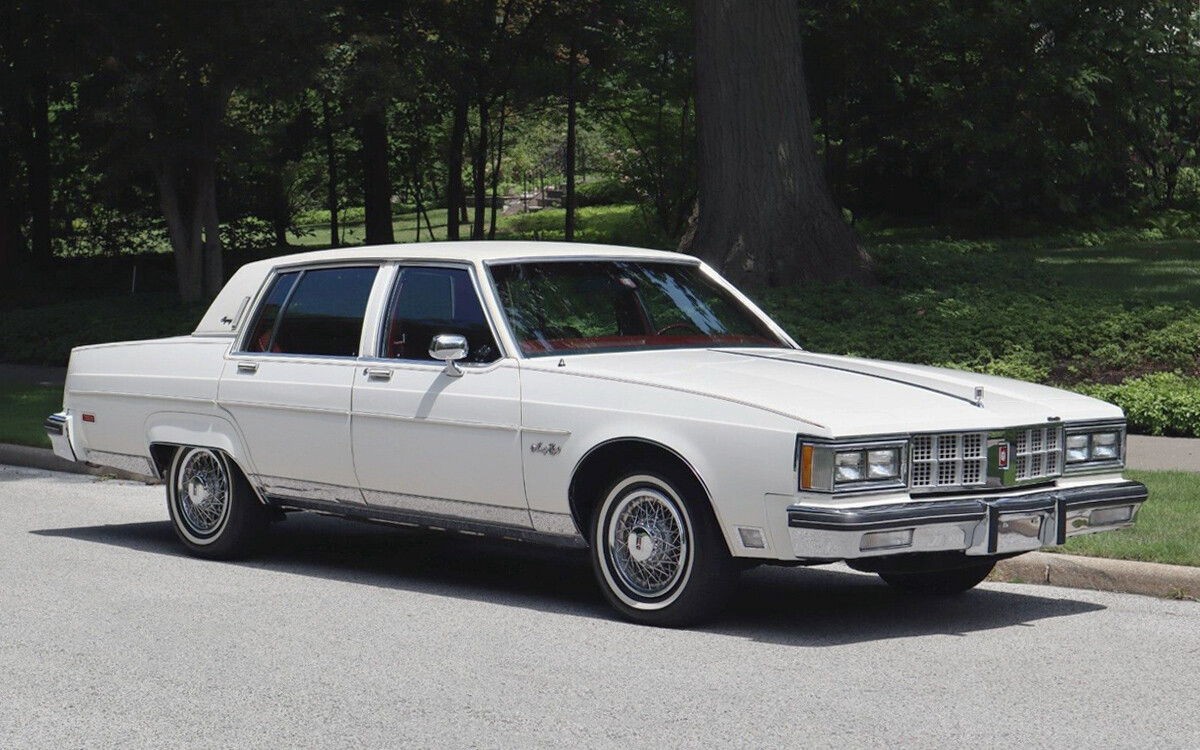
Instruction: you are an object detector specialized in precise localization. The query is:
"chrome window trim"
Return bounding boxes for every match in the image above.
[374,260,511,364]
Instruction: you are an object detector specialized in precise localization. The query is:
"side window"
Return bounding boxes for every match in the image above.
[383,267,499,363]
[245,266,377,357]
[244,272,299,353]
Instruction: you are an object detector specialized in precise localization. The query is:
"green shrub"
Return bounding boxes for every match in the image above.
[1077,373,1200,437]
[574,178,640,207]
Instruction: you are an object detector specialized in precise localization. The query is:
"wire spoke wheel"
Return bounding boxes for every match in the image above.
[608,488,689,598]
[173,448,232,541]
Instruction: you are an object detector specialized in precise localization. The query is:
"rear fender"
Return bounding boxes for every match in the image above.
[144,412,260,495]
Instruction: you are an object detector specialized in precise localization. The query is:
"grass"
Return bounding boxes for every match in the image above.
[289,207,474,247]
[1061,470,1200,567]
[0,383,61,448]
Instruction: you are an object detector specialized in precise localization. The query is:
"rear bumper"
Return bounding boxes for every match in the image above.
[786,480,1147,560]
[44,412,76,463]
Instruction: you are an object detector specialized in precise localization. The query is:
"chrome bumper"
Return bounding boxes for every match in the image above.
[44,412,77,463]
[786,480,1147,560]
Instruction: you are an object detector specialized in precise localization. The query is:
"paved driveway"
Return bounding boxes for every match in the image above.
[3,464,1198,749]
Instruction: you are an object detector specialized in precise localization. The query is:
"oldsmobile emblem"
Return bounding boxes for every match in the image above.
[530,442,561,456]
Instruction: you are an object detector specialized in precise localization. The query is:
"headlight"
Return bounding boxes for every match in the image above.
[799,438,907,493]
[1064,422,1126,473]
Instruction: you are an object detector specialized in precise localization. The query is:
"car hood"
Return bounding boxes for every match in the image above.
[523,348,1122,437]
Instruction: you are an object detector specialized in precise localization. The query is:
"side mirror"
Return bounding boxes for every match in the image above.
[429,334,469,377]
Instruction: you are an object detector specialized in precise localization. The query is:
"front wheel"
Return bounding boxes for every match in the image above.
[878,560,996,595]
[166,447,268,560]
[590,469,737,627]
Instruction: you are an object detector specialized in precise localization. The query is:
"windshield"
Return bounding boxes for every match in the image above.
[489,260,789,356]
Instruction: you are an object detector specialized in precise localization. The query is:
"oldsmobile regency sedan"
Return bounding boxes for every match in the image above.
[45,242,1147,625]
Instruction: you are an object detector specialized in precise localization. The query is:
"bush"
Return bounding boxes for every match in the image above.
[1077,373,1200,437]
[574,178,640,208]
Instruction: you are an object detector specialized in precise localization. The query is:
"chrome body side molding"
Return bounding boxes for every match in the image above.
[361,488,534,529]
[267,496,587,549]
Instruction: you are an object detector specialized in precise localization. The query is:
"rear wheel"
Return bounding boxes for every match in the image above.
[166,447,269,559]
[878,560,996,595]
[590,469,737,627]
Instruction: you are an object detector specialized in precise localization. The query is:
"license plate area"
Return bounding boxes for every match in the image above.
[987,504,1054,554]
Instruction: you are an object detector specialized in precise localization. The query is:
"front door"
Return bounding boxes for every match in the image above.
[351,265,529,528]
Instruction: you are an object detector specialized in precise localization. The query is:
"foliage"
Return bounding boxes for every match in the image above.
[0,295,209,366]
[1062,470,1200,567]
[1078,374,1200,437]
[496,204,670,249]
[756,230,1200,435]
[574,176,640,207]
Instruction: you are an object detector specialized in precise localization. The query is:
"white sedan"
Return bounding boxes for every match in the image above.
[45,242,1146,625]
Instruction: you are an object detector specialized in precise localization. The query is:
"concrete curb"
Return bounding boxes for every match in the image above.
[0,443,159,484]
[993,551,1200,600]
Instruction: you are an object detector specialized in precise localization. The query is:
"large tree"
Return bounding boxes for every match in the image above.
[682,0,866,286]
[79,0,326,301]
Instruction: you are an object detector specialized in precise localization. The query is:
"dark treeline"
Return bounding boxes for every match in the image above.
[1,0,1198,299]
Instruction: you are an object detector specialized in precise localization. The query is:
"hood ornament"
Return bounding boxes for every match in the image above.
[974,386,985,408]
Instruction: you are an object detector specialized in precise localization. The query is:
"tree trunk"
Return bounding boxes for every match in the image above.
[565,35,578,242]
[472,98,489,240]
[0,142,22,267]
[156,161,203,303]
[488,93,507,240]
[446,92,468,241]
[27,21,51,266]
[359,107,394,245]
[322,96,339,248]
[269,163,289,247]
[683,0,867,286]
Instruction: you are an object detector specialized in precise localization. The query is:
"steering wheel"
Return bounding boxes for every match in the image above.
[655,321,702,336]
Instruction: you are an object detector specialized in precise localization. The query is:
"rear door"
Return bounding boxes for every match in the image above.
[219,265,379,505]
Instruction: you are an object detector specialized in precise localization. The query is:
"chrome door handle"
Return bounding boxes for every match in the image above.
[365,367,392,381]
[237,362,259,374]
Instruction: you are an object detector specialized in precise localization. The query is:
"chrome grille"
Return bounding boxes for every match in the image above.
[1015,425,1061,482]
[911,432,988,490]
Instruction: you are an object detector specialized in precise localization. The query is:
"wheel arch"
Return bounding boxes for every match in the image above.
[145,412,263,502]
[567,437,728,553]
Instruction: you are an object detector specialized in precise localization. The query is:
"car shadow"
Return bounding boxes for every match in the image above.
[32,513,1104,645]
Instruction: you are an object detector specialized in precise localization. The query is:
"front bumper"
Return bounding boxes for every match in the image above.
[786,480,1147,560]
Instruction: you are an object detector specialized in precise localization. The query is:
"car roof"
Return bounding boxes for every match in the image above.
[262,241,694,268]
[195,241,699,337]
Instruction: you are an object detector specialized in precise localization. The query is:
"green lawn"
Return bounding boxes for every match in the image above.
[1060,470,1200,568]
[0,383,61,448]
[289,207,474,247]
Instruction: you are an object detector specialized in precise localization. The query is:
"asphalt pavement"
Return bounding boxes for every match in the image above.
[2,464,1199,749]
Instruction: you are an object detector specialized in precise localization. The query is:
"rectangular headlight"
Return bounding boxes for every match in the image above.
[867,448,901,480]
[799,438,908,493]
[1091,432,1120,460]
[1064,422,1126,473]
[834,451,865,483]
[1065,433,1089,462]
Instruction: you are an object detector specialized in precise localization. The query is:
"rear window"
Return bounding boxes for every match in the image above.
[244,266,378,357]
